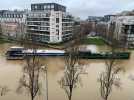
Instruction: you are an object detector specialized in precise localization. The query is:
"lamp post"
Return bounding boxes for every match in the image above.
[42,66,48,100]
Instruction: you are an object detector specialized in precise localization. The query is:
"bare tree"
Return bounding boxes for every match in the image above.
[0,86,10,96]
[99,59,122,100]
[80,22,94,36]
[17,23,26,41]
[99,39,123,100]
[17,38,46,100]
[95,23,107,38]
[59,46,84,100]
[71,21,94,46]
[59,25,85,100]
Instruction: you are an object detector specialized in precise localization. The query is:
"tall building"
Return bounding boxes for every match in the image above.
[103,15,116,22]
[108,16,134,48]
[27,3,74,43]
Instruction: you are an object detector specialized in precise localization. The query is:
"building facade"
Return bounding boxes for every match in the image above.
[103,15,116,22]
[0,10,26,23]
[0,10,27,37]
[26,3,73,43]
[108,16,134,48]
[87,16,103,22]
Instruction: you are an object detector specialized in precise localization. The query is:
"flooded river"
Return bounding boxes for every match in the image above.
[0,43,134,100]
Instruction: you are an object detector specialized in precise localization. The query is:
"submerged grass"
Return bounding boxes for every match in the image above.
[82,37,106,45]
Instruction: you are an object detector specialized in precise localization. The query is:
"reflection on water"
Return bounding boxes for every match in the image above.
[0,43,134,100]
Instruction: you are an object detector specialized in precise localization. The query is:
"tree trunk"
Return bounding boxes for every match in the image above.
[69,88,72,100]
[31,96,34,100]
[31,91,34,100]
[105,96,108,100]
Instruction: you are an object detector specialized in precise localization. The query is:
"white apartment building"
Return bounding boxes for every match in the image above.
[109,16,134,48]
[27,3,73,43]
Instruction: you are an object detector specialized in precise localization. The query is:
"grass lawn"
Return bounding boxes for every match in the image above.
[82,37,106,45]
[0,37,10,44]
[128,48,134,51]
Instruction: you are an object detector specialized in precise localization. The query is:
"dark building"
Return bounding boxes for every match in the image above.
[31,3,66,12]
[87,16,103,22]
[103,15,116,22]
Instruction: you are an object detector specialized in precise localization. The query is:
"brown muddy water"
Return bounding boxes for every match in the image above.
[0,43,134,100]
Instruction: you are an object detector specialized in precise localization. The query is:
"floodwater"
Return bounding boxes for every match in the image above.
[0,43,134,100]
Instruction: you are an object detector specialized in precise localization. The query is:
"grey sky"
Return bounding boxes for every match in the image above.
[0,0,134,19]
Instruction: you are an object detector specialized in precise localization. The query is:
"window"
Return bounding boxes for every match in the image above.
[51,4,54,9]
[56,30,59,35]
[7,14,8,18]
[46,13,49,17]
[47,5,50,9]
[56,25,59,27]
[31,5,35,10]
[46,5,48,9]
[56,18,59,23]
[34,5,38,9]
[41,5,44,10]
[44,6,46,9]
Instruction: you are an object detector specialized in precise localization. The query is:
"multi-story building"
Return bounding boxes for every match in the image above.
[26,3,74,43]
[103,15,116,22]
[0,10,27,23]
[87,16,103,22]
[108,16,134,48]
[0,10,27,37]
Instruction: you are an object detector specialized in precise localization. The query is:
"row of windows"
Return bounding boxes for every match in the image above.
[41,22,50,26]
[32,4,55,11]
[62,31,72,35]
[62,23,73,26]
[127,34,134,38]
[127,37,134,41]
[27,22,50,26]
[62,27,72,31]
[40,27,50,31]
[62,15,73,19]
[124,29,134,34]
[27,18,50,21]
[31,4,66,12]
[28,33,50,42]
[28,25,71,31]
[27,30,50,34]
[28,13,50,18]
[28,26,50,31]
[0,18,25,23]
[28,26,38,30]
[62,34,72,41]
[62,19,73,22]
[27,18,73,24]
[0,14,24,18]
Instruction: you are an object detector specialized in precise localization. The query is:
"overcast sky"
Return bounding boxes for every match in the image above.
[0,0,134,19]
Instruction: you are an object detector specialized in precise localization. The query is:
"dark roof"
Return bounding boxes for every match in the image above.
[31,3,66,8]
[0,10,26,14]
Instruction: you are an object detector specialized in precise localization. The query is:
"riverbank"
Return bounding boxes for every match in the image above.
[0,37,11,44]
[0,36,65,49]
[0,37,106,50]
